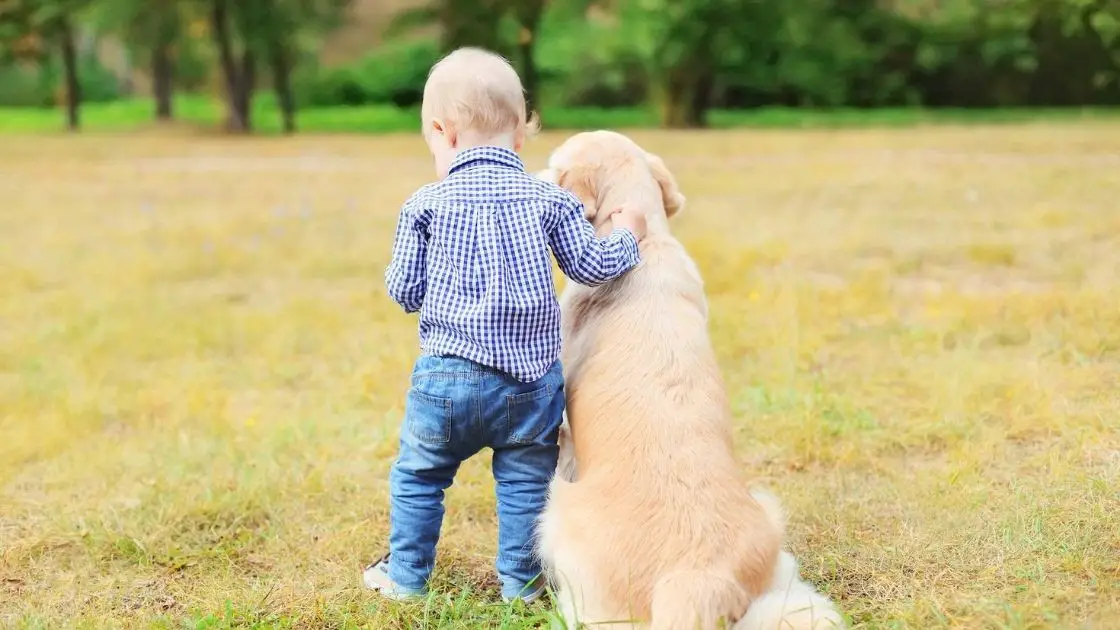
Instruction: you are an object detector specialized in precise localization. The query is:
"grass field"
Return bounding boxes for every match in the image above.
[1,123,1119,629]
[1,97,1119,135]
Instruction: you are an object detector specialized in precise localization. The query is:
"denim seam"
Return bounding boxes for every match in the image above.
[497,553,539,568]
[390,553,432,567]
[412,374,474,381]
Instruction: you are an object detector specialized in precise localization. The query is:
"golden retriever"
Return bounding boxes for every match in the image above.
[534,130,844,630]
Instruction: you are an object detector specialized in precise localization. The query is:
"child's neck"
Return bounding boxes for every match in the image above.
[456,130,518,153]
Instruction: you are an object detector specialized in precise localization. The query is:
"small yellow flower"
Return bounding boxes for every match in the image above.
[748,291,761,302]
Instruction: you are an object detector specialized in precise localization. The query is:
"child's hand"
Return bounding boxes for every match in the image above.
[609,204,648,241]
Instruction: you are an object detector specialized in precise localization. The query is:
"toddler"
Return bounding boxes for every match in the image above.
[362,47,647,603]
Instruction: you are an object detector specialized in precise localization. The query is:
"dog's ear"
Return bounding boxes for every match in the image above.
[645,152,686,218]
[558,165,600,220]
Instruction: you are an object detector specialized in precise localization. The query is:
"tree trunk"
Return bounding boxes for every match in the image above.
[151,41,174,121]
[211,0,249,133]
[440,0,504,53]
[59,17,81,131]
[659,98,688,129]
[269,40,295,134]
[658,66,713,129]
[515,1,544,119]
[235,49,255,133]
[518,38,537,118]
[658,74,693,129]
[686,71,714,127]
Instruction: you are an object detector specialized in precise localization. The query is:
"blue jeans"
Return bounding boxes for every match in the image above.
[387,354,565,600]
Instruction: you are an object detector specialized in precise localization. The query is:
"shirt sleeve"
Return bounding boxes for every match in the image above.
[547,194,641,287]
[384,194,430,313]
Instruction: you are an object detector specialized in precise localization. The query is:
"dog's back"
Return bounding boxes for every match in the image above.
[544,232,782,628]
[534,130,841,629]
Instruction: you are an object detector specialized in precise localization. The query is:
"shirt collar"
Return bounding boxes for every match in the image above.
[448,146,525,175]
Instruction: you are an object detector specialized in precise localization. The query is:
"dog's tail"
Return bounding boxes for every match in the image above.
[647,487,791,629]
[649,568,748,630]
[734,489,846,630]
[733,551,845,630]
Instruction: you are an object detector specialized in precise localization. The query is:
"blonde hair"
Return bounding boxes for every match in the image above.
[421,47,540,140]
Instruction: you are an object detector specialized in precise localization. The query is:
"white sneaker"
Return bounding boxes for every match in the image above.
[362,554,427,600]
[503,576,547,604]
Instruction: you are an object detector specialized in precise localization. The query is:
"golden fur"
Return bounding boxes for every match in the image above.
[535,130,844,630]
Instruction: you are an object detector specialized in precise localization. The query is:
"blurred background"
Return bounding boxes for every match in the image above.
[4,2,1120,628]
[1,0,1118,134]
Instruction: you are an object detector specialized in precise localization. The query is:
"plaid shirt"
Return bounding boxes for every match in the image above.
[385,146,641,382]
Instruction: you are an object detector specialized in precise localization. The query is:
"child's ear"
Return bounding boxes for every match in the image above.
[432,118,457,147]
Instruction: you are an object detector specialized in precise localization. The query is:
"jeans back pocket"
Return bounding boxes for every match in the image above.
[406,388,453,445]
[505,381,562,446]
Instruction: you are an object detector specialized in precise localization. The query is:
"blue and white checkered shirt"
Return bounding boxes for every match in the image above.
[385,146,641,382]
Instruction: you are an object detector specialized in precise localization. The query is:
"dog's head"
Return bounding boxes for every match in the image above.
[536,130,686,234]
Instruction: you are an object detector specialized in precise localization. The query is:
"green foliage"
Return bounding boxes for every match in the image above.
[534,7,649,107]
[0,63,51,106]
[85,0,178,49]
[230,0,351,56]
[2,0,1120,130]
[0,0,107,116]
[3,95,1115,135]
[0,1,44,62]
[390,0,511,55]
[173,24,214,91]
[293,39,440,107]
[0,51,120,106]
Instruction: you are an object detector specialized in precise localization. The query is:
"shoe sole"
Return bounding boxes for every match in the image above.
[504,585,547,605]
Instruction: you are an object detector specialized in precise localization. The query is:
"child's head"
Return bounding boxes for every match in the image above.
[421,47,538,178]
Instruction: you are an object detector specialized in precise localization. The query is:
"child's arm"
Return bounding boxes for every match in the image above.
[384,196,430,313]
[547,195,642,287]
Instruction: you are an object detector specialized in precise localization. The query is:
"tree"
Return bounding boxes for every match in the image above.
[389,0,550,116]
[249,0,350,134]
[902,0,1120,106]
[210,0,253,132]
[88,0,183,120]
[57,10,78,128]
[618,0,785,127]
[208,0,350,134]
[511,0,547,117]
[0,0,91,130]
[0,2,39,63]
[390,0,510,56]
[150,10,176,120]
[267,26,297,134]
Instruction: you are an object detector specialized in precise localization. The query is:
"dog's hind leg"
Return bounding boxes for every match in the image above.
[551,585,641,630]
[555,416,578,482]
[549,587,577,630]
[539,499,626,630]
[547,562,622,630]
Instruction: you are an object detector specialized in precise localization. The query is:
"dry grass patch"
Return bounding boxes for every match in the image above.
[1,124,1118,628]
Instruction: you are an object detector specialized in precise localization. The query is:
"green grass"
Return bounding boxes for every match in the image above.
[1,94,1118,134]
[2,125,1119,628]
